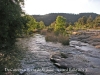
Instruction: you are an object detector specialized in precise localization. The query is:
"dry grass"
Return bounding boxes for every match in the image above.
[45,32,58,42]
[45,32,69,45]
[57,34,69,45]
[40,29,48,35]
[0,46,26,75]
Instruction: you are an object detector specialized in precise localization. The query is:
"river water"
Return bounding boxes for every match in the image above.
[16,34,100,75]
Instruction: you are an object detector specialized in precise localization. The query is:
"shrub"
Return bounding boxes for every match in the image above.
[45,32,58,42]
[0,45,26,75]
[58,34,69,45]
[40,29,48,35]
[45,32,69,45]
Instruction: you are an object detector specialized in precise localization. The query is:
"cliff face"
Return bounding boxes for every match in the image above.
[32,13,98,26]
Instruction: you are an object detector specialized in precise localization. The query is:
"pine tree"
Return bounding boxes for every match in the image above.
[54,16,66,34]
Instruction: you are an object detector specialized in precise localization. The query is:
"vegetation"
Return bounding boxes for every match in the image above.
[0,0,26,74]
[54,16,66,34]
[45,16,69,45]
[45,32,69,45]
[74,15,100,29]
[21,15,40,35]
[0,0,24,49]
[43,14,100,45]
[0,0,46,74]
[0,0,100,74]
[33,13,98,26]
[0,45,26,75]
[16,15,45,36]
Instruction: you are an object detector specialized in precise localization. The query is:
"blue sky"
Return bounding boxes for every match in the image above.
[23,0,100,15]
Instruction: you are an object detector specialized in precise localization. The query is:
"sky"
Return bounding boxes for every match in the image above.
[22,0,100,15]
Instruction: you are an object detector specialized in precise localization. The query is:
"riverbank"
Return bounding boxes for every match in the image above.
[49,29,100,75]
[70,29,100,49]
[50,42,100,75]
[16,34,86,75]
[15,34,100,75]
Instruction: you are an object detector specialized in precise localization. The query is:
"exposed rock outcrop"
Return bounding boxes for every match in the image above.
[71,30,100,49]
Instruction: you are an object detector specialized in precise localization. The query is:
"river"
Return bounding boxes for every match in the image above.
[16,34,100,75]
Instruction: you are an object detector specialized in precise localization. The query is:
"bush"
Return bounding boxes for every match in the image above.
[57,34,69,45]
[0,45,26,75]
[45,32,58,42]
[45,32,69,45]
[40,29,48,35]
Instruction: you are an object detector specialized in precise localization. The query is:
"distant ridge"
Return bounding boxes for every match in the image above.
[32,13,98,26]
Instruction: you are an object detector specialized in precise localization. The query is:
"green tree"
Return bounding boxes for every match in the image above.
[39,21,45,29]
[0,0,24,49]
[54,16,66,34]
[78,16,87,25]
[86,15,93,28]
[67,25,73,31]
[47,21,56,32]
[77,16,87,29]
[21,15,46,34]
[74,22,82,30]
[87,15,93,24]
[0,0,25,74]
[93,15,100,28]
[22,15,38,34]
[78,18,82,25]
[81,16,87,25]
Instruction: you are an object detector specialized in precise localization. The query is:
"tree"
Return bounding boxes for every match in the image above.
[82,16,87,25]
[87,15,93,24]
[93,15,100,28]
[67,25,73,31]
[47,21,56,32]
[21,15,46,34]
[76,16,88,29]
[86,15,93,28]
[39,21,45,29]
[78,16,87,25]
[22,15,39,34]
[54,16,66,34]
[74,22,82,30]
[0,0,24,49]
[0,0,25,74]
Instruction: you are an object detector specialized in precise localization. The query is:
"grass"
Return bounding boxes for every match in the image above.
[0,45,26,75]
[40,29,48,35]
[45,32,69,45]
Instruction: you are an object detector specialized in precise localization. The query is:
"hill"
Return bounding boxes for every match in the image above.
[32,13,98,26]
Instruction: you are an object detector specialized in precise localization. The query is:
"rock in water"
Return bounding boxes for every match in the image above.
[54,62,73,69]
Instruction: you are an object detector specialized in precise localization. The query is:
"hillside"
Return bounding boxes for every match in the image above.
[32,13,98,26]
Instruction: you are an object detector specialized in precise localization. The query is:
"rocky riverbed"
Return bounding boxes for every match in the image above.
[71,29,100,49]
[16,32,100,75]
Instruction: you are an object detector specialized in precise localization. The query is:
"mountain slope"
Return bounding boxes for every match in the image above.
[32,13,98,26]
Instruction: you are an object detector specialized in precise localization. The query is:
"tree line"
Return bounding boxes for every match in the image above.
[47,15,100,35]
[0,1,46,74]
[0,0,45,50]
[0,0,100,74]
[33,13,98,26]
[0,0,100,50]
